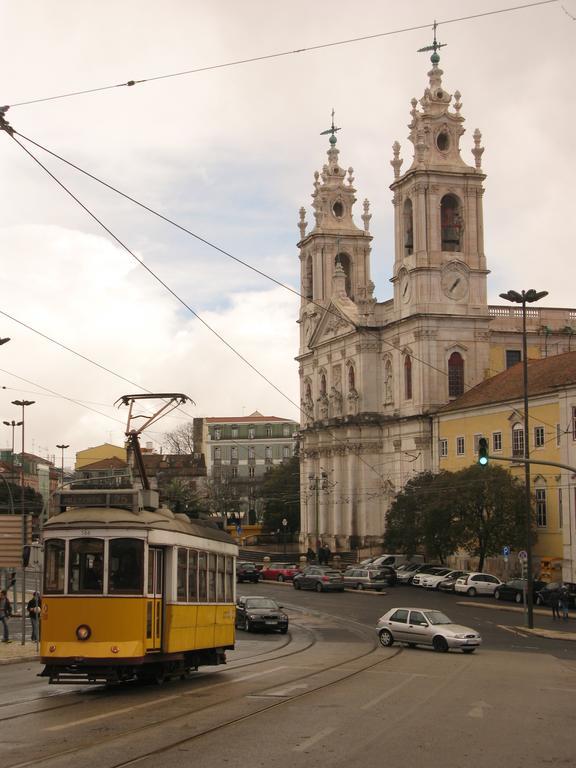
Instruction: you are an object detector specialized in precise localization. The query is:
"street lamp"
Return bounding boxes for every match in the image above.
[0,337,10,345]
[56,444,69,488]
[499,289,548,629]
[11,399,35,645]
[3,420,23,484]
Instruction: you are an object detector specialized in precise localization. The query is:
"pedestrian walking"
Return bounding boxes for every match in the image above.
[0,589,12,643]
[550,590,561,620]
[27,592,41,642]
[559,585,570,621]
[306,547,316,564]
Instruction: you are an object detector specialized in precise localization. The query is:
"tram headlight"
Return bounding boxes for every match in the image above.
[76,624,91,641]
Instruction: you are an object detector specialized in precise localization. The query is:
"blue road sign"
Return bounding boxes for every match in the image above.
[503,546,510,557]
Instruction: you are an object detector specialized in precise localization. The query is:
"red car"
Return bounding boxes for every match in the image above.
[260,563,301,582]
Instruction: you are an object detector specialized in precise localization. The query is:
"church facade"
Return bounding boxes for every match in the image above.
[296,51,574,552]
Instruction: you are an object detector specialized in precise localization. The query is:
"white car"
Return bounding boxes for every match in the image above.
[376,607,482,653]
[411,567,451,587]
[454,572,502,597]
[419,569,468,589]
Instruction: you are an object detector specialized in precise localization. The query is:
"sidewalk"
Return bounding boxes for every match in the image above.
[457,600,576,642]
[0,640,39,664]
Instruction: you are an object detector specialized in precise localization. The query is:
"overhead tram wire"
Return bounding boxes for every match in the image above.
[5,1,559,109]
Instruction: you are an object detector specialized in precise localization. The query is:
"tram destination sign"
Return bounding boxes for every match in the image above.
[61,491,138,509]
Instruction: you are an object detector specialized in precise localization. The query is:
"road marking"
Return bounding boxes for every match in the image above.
[468,700,491,719]
[264,683,309,697]
[293,727,335,752]
[498,625,529,638]
[44,666,287,732]
[541,687,576,693]
[361,675,416,710]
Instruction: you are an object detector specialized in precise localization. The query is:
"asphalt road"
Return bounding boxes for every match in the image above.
[239,579,576,659]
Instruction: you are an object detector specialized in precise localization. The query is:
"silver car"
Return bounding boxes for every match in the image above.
[376,607,482,653]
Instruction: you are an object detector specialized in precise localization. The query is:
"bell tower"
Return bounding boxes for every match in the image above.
[390,31,488,320]
[297,114,374,354]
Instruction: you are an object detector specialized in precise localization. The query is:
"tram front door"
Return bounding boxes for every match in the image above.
[146,547,163,652]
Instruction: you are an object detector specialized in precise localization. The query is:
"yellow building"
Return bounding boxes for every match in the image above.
[75,443,126,470]
[433,352,576,570]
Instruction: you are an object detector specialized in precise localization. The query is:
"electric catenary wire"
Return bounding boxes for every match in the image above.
[5,1,559,109]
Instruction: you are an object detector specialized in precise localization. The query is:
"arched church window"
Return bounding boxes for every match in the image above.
[404,355,412,400]
[403,199,414,255]
[384,359,393,404]
[305,256,313,300]
[448,352,464,398]
[305,382,312,401]
[335,253,353,299]
[320,373,327,396]
[440,194,462,252]
[348,366,355,391]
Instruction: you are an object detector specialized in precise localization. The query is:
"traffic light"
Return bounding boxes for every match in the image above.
[478,437,489,466]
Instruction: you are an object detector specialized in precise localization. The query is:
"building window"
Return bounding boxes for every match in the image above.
[384,359,393,404]
[534,426,545,448]
[440,194,462,252]
[448,352,464,398]
[305,255,313,301]
[248,447,255,461]
[214,447,221,462]
[473,434,482,454]
[439,439,448,458]
[282,446,290,459]
[231,426,238,439]
[512,424,524,457]
[231,446,238,464]
[559,488,563,529]
[492,432,502,452]
[348,366,355,391]
[573,407,576,440]
[456,436,465,456]
[404,355,412,400]
[283,424,291,437]
[248,466,255,478]
[265,446,272,464]
[404,198,414,255]
[265,425,272,437]
[536,488,547,527]
[213,427,221,441]
[248,427,255,439]
[231,466,238,478]
[506,350,522,369]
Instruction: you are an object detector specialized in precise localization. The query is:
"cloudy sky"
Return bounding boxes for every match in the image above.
[0,0,573,468]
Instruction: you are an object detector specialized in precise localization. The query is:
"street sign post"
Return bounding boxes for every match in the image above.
[503,546,510,557]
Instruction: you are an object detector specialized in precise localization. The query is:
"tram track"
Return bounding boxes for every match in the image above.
[6,619,398,768]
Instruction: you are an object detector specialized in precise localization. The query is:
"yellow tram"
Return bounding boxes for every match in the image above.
[40,487,237,684]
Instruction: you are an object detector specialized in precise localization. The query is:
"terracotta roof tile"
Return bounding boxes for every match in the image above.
[441,351,576,413]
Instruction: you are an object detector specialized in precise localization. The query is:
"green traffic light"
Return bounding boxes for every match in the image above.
[478,437,489,466]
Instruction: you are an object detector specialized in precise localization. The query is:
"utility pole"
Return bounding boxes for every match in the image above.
[11,399,34,645]
[3,420,23,486]
[56,444,69,488]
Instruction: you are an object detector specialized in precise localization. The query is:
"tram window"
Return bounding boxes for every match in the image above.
[109,539,144,594]
[198,552,207,602]
[177,548,188,602]
[216,555,225,602]
[225,557,234,601]
[44,539,65,594]
[69,539,104,594]
[208,553,217,602]
[188,550,198,602]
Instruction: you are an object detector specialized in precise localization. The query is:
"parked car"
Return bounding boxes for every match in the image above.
[236,562,261,583]
[293,566,345,592]
[493,578,548,604]
[260,563,301,582]
[342,567,395,591]
[535,581,576,608]
[376,607,481,653]
[419,569,468,590]
[365,553,414,569]
[411,566,451,587]
[395,563,427,584]
[235,596,289,633]
[438,572,470,592]
[454,572,502,597]
[366,566,397,586]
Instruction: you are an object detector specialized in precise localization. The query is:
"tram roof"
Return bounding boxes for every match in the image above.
[43,505,236,545]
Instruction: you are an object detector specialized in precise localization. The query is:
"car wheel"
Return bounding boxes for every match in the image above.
[467,587,477,597]
[293,580,300,590]
[433,635,449,653]
[515,592,523,604]
[535,594,543,606]
[461,647,476,654]
[280,627,288,634]
[355,583,364,590]
[494,589,501,600]
[244,617,251,632]
[277,575,285,582]
[315,582,324,593]
[378,629,394,648]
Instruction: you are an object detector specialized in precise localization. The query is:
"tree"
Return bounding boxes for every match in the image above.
[163,423,195,455]
[0,481,43,517]
[383,472,462,563]
[452,464,529,571]
[258,457,300,535]
[164,478,211,519]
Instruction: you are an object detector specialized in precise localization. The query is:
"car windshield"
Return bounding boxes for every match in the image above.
[423,610,453,625]
[244,598,279,609]
[430,569,451,576]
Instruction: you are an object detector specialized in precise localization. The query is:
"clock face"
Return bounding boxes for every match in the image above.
[398,269,412,303]
[441,263,469,300]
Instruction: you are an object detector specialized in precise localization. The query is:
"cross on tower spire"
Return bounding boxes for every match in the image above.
[320,108,341,146]
[417,20,446,64]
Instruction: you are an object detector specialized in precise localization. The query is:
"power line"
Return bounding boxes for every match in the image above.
[6,1,559,109]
